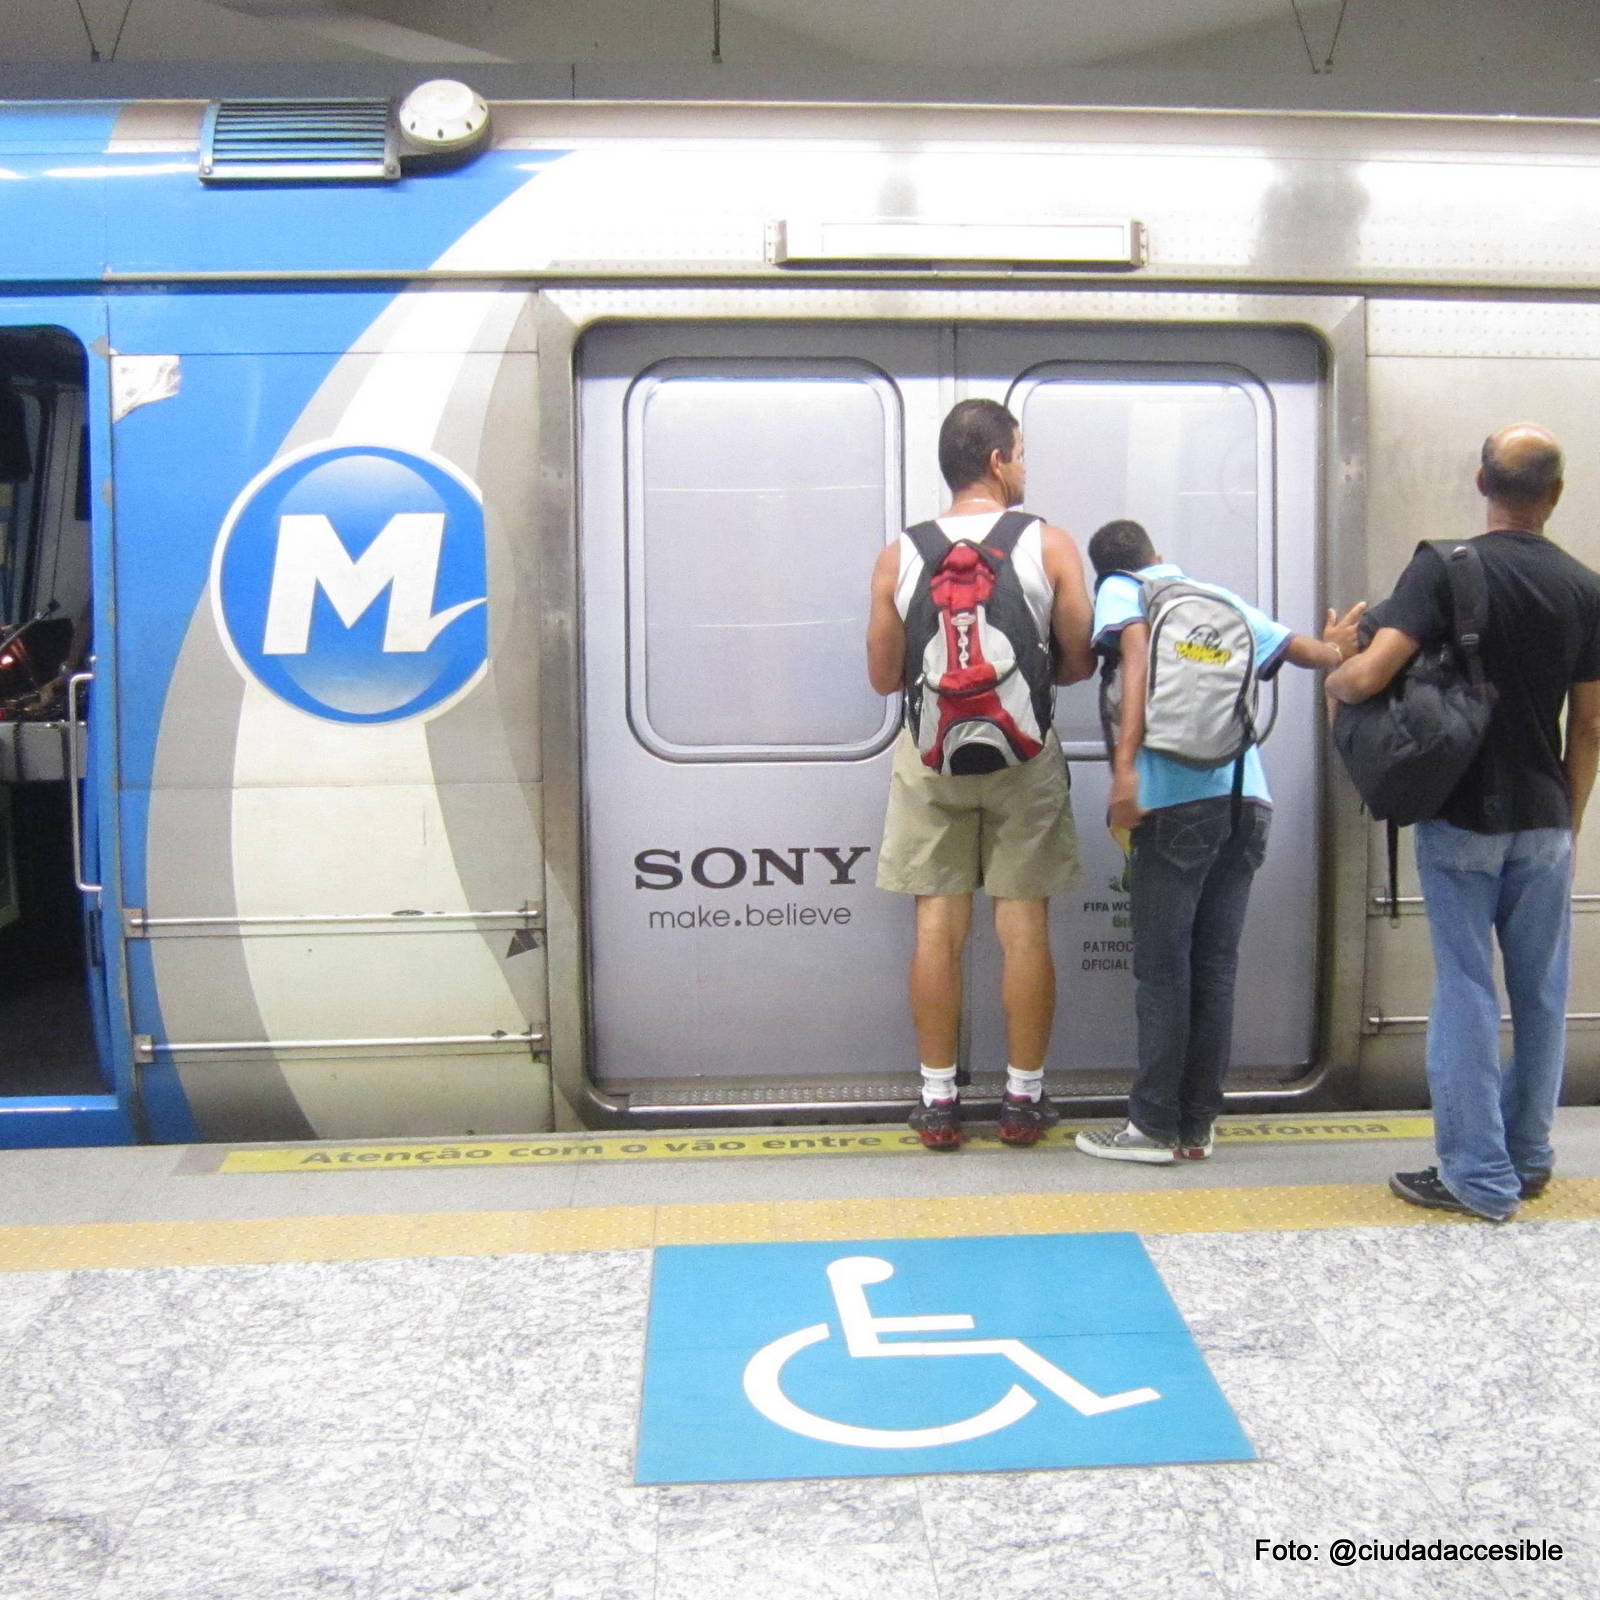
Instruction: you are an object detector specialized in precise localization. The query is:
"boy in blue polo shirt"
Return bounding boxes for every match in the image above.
[1077,519,1363,1163]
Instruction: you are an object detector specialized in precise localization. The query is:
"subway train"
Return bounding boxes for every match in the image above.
[2,87,1598,1148]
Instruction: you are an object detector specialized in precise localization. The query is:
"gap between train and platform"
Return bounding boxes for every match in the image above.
[205,1113,1436,1175]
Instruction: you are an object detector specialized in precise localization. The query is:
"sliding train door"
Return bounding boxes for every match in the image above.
[958,325,1323,1085]
[578,320,1322,1114]
[579,326,944,1108]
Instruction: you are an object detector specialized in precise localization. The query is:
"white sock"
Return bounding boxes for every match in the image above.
[1005,1066,1044,1102]
[920,1064,958,1105]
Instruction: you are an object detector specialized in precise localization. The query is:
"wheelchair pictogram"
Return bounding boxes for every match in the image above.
[741,1254,1162,1450]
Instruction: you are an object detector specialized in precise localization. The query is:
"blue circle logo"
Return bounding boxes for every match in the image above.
[214,445,488,723]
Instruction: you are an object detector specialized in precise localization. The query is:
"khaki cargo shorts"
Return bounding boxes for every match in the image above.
[876,731,1079,901]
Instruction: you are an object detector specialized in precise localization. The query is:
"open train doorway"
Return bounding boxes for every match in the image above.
[0,327,103,1100]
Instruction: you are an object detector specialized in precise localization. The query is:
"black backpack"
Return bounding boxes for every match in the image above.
[1332,540,1499,918]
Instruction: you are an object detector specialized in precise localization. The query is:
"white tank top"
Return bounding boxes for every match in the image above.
[892,511,1053,639]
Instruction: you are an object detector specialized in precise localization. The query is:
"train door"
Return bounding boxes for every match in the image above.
[0,314,136,1146]
[957,325,1323,1088]
[579,325,946,1110]
[577,319,1322,1116]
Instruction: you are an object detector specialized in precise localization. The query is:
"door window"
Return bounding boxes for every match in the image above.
[1009,365,1272,752]
[624,359,902,760]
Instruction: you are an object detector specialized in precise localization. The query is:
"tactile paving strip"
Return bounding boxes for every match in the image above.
[0,1178,1596,1273]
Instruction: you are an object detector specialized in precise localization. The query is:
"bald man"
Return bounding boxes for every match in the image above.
[1328,425,1600,1220]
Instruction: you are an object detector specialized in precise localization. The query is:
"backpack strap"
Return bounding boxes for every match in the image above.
[982,509,1036,559]
[905,520,950,569]
[1424,539,1503,829]
[907,511,1035,569]
[1424,540,1489,690]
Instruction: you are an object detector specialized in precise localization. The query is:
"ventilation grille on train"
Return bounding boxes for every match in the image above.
[200,99,399,184]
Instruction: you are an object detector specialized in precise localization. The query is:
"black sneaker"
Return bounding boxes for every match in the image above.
[1520,1169,1553,1200]
[996,1093,1050,1147]
[909,1099,963,1151]
[1389,1167,1515,1223]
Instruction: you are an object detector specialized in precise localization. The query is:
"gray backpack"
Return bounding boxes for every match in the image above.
[1099,573,1260,773]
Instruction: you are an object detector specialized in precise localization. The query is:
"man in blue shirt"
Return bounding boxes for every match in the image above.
[1076,519,1362,1163]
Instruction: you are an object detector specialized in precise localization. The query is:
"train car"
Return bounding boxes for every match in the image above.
[2,87,1598,1148]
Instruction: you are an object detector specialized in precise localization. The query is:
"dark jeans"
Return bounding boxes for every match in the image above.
[1128,797,1270,1144]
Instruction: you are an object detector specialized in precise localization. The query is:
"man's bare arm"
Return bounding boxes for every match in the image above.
[866,542,906,696]
[1565,679,1600,835]
[1324,626,1422,704]
[1040,524,1096,685]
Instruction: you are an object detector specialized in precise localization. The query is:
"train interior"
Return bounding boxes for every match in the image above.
[0,327,101,1097]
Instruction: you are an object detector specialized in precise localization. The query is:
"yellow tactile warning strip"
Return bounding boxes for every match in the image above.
[1,1178,1598,1274]
[211,1114,1438,1175]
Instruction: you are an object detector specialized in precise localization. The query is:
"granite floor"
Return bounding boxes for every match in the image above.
[1,1219,1595,1600]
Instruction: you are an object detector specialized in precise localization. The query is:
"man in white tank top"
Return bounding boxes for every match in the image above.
[866,399,1096,1149]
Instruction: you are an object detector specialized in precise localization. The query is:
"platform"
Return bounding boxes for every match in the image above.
[1,1108,1597,1599]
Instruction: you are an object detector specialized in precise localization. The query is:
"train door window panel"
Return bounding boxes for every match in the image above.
[625,359,901,759]
[1008,365,1274,755]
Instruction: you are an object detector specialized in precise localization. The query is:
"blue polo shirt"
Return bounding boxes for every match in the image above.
[1092,564,1292,810]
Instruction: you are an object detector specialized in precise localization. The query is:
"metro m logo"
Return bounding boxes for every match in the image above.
[215,444,489,724]
[262,513,486,656]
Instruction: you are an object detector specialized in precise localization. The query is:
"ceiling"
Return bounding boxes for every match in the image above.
[13,0,1349,69]
[715,0,1303,68]
[9,0,1600,120]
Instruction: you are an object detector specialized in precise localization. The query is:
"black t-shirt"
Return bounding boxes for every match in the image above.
[1366,529,1600,831]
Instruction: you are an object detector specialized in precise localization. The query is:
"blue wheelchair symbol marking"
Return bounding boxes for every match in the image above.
[638,1233,1254,1484]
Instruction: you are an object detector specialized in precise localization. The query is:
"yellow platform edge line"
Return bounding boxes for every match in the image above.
[214,1114,1439,1175]
[1,1177,1597,1273]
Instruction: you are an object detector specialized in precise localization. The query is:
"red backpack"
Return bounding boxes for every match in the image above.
[901,511,1057,775]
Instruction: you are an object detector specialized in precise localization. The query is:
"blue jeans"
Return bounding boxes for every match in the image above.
[1128,798,1271,1144]
[1414,819,1573,1219]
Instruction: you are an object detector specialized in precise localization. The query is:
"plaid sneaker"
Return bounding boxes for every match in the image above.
[909,1099,963,1151]
[1389,1166,1514,1222]
[1176,1126,1215,1161]
[1074,1121,1176,1165]
[996,1093,1053,1147]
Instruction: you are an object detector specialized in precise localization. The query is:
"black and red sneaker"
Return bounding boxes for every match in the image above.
[996,1093,1051,1147]
[909,1099,963,1151]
